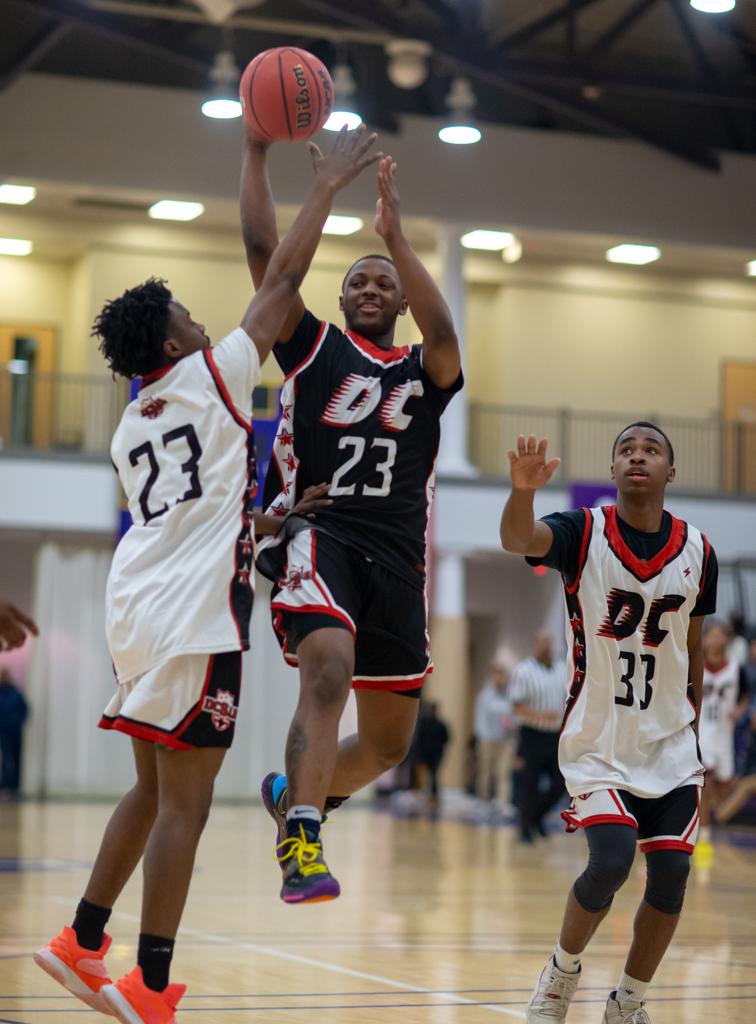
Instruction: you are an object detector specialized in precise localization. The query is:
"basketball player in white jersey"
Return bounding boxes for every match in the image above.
[501,422,718,1024]
[698,619,749,848]
[33,125,380,1024]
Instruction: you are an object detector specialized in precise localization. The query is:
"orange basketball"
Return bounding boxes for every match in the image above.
[239,47,333,142]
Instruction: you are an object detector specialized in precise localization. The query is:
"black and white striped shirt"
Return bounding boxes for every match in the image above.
[509,656,567,733]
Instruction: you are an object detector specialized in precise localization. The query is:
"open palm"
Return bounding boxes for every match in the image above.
[507,435,561,491]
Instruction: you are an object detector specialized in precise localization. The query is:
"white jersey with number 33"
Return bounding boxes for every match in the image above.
[560,505,712,799]
[106,328,261,683]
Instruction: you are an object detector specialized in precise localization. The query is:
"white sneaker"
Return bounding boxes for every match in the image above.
[603,991,651,1023]
[526,956,581,1022]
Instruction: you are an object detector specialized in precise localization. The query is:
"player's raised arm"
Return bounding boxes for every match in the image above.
[500,435,560,556]
[241,126,381,364]
[373,157,460,389]
[240,132,306,344]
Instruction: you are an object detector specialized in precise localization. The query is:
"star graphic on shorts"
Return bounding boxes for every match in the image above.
[283,453,297,472]
[278,428,294,446]
[241,538,253,557]
[271,502,288,517]
[237,568,250,585]
[281,403,293,420]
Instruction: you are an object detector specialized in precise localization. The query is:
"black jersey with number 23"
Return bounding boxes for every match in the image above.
[259,310,462,589]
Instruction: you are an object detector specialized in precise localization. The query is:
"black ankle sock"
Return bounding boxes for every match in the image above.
[72,898,111,951]
[324,794,349,813]
[138,933,175,992]
[286,817,320,843]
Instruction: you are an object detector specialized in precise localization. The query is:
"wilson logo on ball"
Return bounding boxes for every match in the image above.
[240,47,334,142]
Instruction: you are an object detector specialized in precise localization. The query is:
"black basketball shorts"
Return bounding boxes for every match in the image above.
[270,527,432,694]
[562,784,701,853]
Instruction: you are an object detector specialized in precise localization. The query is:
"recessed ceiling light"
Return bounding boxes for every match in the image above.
[0,184,36,205]
[438,125,482,145]
[689,0,735,13]
[746,260,756,277]
[201,98,242,119]
[0,237,32,256]
[148,200,205,221]
[323,215,363,236]
[323,110,363,132]
[461,229,515,251]
[606,243,661,266]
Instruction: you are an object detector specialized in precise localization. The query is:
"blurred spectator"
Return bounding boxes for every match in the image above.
[474,663,517,809]
[728,612,749,666]
[411,701,451,816]
[509,630,567,843]
[698,620,749,846]
[744,635,756,697]
[0,668,29,799]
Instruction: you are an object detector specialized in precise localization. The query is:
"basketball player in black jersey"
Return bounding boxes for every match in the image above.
[243,132,462,902]
[501,423,717,1024]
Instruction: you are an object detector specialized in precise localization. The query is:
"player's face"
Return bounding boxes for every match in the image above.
[163,301,211,362]
[703,624,728,660]
[611,428,675,495]
[339,259,408,341]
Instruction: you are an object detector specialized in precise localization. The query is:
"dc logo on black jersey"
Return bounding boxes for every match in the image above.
[320,373,424,431]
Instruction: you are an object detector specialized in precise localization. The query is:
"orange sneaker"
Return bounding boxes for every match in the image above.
[33,925,114,1013]
[100,966,186,1024]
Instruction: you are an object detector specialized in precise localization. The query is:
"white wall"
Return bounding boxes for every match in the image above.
[0,456,118,532]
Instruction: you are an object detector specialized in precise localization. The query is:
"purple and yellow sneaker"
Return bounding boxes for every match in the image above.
[276,824,340,904]
[261,772,288,855]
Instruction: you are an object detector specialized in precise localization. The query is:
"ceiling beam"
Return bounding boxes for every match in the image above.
[490,0,610,49]
[0,21,71,92]
[296,0,720,169]
[581,0,661,65]
[12,0,214,76]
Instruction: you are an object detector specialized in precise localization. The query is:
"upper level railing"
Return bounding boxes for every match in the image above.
[1,369,754,496]
[470,403,756,495]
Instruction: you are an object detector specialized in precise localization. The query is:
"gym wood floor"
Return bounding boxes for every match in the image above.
[1,801,755,1023]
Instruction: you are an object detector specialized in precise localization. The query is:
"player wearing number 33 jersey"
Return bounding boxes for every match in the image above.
[502,421,718,1024]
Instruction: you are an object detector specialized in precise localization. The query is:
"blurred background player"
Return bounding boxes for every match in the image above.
[509,630,566,842]
[697,618,749,852]
[0,667,29,800]
[474,662,516,816]
[33,125,380,1024]
[501,422,717,1024]
[243,136,463,904]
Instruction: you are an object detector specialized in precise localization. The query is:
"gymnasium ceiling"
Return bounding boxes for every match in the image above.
[2,0,756,172]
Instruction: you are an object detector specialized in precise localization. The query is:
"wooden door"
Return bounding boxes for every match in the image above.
[0,324,56,448]
[722,361,756,494]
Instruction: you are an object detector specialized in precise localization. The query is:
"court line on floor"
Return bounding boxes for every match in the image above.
[96,907,527,1021]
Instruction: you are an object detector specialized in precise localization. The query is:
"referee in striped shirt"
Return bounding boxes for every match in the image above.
[509,630,567,842]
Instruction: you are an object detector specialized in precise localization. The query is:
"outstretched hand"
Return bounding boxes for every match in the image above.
[507,435,561,491]
[308,124,382,193]
[374,156,401,240]
[0,599,38,651]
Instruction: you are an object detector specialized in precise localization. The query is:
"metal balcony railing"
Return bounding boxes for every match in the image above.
[1,369,754,496]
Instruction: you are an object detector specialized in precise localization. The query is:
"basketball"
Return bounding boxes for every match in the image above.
[239,47,333,142]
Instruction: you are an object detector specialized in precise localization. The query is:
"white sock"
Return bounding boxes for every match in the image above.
[616,972,648,1006]
[286,805,321,824]
[554,942,581,974]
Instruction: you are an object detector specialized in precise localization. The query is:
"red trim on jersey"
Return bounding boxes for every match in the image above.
[203,349,252,433]
[353,671,429,692]
[99,715,192,749]
[565,508,593,595]
[639,839,694,853]
[698,533,712,598]
[270,600,357,636]
[560,592,588,736]
[139,364,175,390]
[284,319,329,381]
[603,505,687,582]
[345,329,409,363]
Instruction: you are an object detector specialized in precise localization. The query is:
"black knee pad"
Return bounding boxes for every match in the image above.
[573,825,636,913]
[644,849,690,915]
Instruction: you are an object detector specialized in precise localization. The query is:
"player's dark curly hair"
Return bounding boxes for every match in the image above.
[612,420,675,466]
[93,277,173,379]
